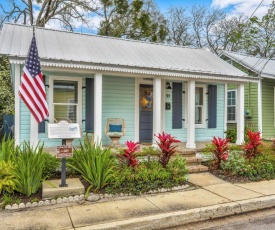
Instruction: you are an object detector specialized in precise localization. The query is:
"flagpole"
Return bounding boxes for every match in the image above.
[30,25,39,147]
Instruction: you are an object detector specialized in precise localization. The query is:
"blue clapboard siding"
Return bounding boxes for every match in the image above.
[36,71,91,147]
[165,82,187,142]
[165,82,225,142]
[195,84,225,140]
[102,75,135,146]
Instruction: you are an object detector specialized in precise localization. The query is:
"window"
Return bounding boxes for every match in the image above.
[195,86,205,127]
[185,84,206,128]
[49,77,82,124]
[227,90,236,122]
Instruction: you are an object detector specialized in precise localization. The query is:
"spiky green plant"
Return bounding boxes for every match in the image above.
[13,142,46,197]
[68,140,115,195]
[0,135,17,162]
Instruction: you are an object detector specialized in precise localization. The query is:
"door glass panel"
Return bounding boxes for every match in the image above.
[140,86,153,111]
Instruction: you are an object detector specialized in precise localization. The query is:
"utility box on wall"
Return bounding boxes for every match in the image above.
[244,108,253,118]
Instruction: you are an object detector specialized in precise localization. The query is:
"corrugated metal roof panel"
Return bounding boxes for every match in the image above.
[0,23,249,78]
[220,50,275,78]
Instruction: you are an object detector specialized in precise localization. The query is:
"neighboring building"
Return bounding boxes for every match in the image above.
[220,51,275,138]
[0,23,256,148]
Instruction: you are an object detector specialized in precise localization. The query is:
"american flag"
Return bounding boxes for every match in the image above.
[19,36,49,123]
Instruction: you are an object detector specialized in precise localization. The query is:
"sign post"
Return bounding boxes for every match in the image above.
[48,121,81,187]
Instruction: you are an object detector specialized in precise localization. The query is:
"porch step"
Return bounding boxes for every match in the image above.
[185,157,202,166]
[187,165,209,173]
[175,150,196,158]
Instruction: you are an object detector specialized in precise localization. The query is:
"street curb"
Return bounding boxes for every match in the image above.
[76,195,275,230]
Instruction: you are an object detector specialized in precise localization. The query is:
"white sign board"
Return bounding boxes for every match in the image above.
[48,121,81,139]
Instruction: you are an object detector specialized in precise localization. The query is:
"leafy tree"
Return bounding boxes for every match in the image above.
[245,1,275,58]
[98,0,167,42]
[0,0,99,31]
[0,57,14,123]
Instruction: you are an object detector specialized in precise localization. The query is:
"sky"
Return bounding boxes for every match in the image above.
[0,0,273,31]
[156,0,273,18]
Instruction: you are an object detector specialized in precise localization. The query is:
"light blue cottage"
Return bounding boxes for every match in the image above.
[0,23,257,148]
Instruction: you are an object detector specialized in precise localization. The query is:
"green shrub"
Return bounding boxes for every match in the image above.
[13,142,46,197]
[138,146,160,156]
[67,140,115,195]
[43,153,60,179]
[0,160,16,194]
[225,128,237,143]
[221,151,246,176]
[105,157,188,195]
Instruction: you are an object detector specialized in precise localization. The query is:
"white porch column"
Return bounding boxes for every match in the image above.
[153,78,162,139]
[14,64,21,146]
[30,114,38,147]
[94,73,102,145]
[224,83,228,139]
[258,78,263,136]
[186,80,196,149]
[236,83,245,145]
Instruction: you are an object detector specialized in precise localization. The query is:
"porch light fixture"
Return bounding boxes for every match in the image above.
[166,82,172,89]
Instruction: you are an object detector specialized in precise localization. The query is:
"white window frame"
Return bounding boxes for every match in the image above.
[49,76,82,125]
[185,84,206,128]
[227,89,237,123]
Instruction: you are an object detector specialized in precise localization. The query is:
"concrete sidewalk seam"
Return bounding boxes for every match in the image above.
[75,196,275,230]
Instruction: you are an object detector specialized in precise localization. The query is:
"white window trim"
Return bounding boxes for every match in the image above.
[227,89,237,123]
[49,76,82,125]
[185,84,206,129]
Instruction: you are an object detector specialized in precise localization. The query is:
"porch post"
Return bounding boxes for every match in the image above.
[258,78,263,136]
[14,64,21,146]
[224,83,228,139]
[236,83,245,145]
[153,78,162,139]
[94,73,102,145]
[186,80,196,149]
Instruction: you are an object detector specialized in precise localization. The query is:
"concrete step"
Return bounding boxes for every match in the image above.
[187,165,209,173]
[175,150,196,158]
[185,157,203,166]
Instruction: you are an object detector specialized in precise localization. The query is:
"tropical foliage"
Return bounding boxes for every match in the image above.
[67,140,115,195]
[117,141,139,167]
[211,136,230,169]
[155,132,180,168]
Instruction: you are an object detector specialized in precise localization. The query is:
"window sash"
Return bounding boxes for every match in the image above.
[227,90,236,122]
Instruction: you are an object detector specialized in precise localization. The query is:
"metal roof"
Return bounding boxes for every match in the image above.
[220,50,275,79]
[0,23,252,80]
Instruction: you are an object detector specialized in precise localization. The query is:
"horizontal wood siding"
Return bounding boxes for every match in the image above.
[37,71,91,147]
[102,76,135,146]
[165,83,186,142]
[244,82,258,131]
[195,84,224,141]
[262,79,275,138]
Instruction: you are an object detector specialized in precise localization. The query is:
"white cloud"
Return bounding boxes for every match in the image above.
[211,0,273,18]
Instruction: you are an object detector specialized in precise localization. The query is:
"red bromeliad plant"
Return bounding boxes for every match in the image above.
[155,132,180,168]
[242,130,262,159]
[118,141,139,167]
[212,136,230,169]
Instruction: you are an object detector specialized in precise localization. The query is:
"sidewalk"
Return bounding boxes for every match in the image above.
[3,172,275,230]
